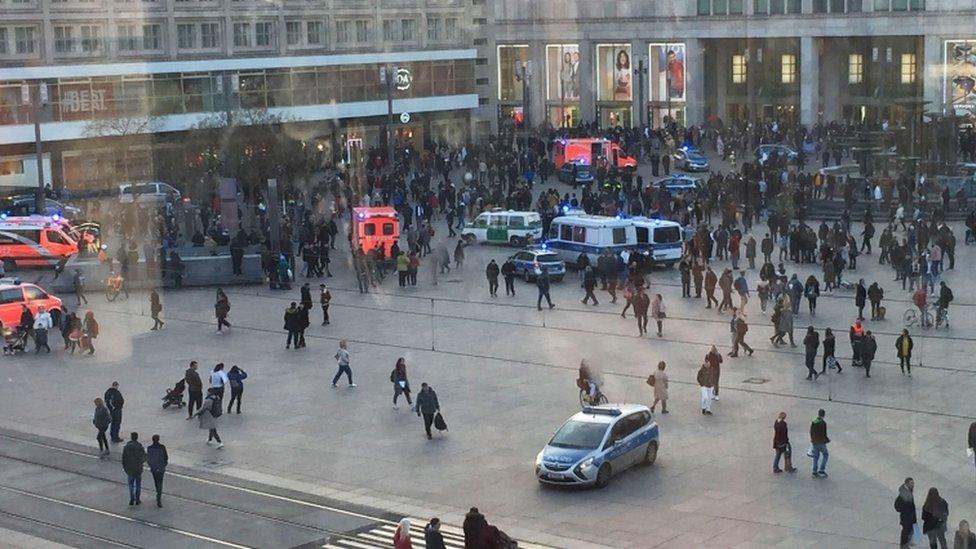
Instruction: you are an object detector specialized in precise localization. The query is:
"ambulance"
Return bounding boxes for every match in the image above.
[553,138,638,172]
[351,207,399,258]
[0,215,79,268]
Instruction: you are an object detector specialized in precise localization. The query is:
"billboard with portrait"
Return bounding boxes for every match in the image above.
[596,44,631,101]
[546,44,580,101]
[946,40,976,117]
[649,43,686,103]
[497,44,529,102]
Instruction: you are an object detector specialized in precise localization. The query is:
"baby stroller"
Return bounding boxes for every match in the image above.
[3,327,30,355]
[162,379,186,409]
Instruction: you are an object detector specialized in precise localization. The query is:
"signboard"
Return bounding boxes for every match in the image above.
[649,43,686,103]
[400,112,411,124]
[946,40,976,118]
[546,44,580,101]
[58,82,113,120]
[596,44,631,101]
[395,68,412,91]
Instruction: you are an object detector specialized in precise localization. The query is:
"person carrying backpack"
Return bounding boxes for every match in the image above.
[195,387,224,449]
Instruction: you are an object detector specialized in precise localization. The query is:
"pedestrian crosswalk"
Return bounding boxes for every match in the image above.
[322,516,550,549]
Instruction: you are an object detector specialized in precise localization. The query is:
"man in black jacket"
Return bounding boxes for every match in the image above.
[185,361,203,419]
[424,517,446,549]
[104,382,125,443]
[485,259,500,297]
[862,330,878,378]
[501,258,516,296]
[416,383,440,440]
[146,434,168,508]
[121,432,145,506]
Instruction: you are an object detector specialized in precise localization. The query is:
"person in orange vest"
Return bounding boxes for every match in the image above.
[849,319,865,367]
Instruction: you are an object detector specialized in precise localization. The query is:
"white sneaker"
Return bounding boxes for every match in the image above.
[206,440,215,446]
[712,395,720,401]
[393,405,399,409]
[349,383,357,388]
[216,443,224,449]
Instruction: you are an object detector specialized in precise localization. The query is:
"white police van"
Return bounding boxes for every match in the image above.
[631,217,684,267]
[545,214,634,267]
[536,404,659,488]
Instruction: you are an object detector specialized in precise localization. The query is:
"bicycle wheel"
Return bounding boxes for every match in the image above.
[106,289,118,302]
[903,308,917,327]
[596,393,608,405]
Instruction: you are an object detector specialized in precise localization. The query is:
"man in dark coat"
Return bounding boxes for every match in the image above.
[146,434,168,508]
[185,361,203,419]
[895,478,917,548]
[425,517,446,549]
[105,382,125,443]
[485,259,500,297]
[501,258,516,296]
[632,285,650,336]
[416,383,440,440]
[121,432,146,506]
[861,330,878,378]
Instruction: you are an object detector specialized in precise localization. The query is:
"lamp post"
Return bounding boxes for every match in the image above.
[515,60,533,175]
[635,58,648,127]
[22,82,47,213]
[381,65,396,170]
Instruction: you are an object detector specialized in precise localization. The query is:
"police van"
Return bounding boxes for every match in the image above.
[630,217,684,267]
[462,209,543,247]
[545,214,634,267]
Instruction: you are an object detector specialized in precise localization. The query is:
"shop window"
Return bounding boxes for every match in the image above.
[829,0,844,10]
[873,0,889,9]
[781,54,796,84]
[848,53,863,84]
[812,0,826,11]
[891,0,907,9]
[848,0,862,11]
[787,0,801,12]
[900,53,916,84]
[731,55,747,84]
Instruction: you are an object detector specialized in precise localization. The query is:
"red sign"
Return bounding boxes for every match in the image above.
[58,82,114,120]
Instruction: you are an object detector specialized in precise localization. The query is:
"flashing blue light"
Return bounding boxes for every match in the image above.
[615,215,622,220]
[561,205,570,213]
[0,213,7,220]
[541,243,548,250]
[51,213,61,221]
[357,211,366,220]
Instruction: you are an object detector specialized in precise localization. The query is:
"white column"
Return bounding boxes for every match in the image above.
[800,36,820,126]
[529,41,545,129]
[579,40,595,123]
[685,38,705,126]
[922,34,944,116]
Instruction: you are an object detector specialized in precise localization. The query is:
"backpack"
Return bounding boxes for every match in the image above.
[390,369,396,383]
[210,397,223,417]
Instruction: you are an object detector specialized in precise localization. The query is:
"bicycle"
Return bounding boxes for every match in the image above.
[903,306,933,329]
[105,277,127,302]
[579,388,608,407]
[935,306,950,329]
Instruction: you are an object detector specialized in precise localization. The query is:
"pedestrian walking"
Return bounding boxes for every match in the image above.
[81,309,98,355]
[397,251,409,287]
[649,361,668,414]
[581,266,599,305]
[679,257,692,297]
[896,329,914,376]
[300,282,313,310]
[319,284,332,325]
[226,365,247,414]
[210,363,229,400]
[896,478,918,548]
[536,268,555,311]
[486,259,500,297]
[416,382,440,439]
[391,357,412,409]
[149,290,164,330]
[62,311,80,353]
[734,270,749,314]
[862,330,878,378]
[868,281,885,320]
[32,306,52,353]
[93,397,110,457]
[283,302,302,348]
[105,381,124,443]
[394,518,412,549]
[122,432,146,506]
[195,387,224,448]
[425,517,446,549]
[215,288,231,333]
[803,326,820,380]
[822,328,841,374]
[697,361,715,415]
[855,278,867,320]
[185,361,203,419]
[804,275,820,315]
[332,339,356,387]
[651,293,666,336]
[955,520,976,548]
[704,266,718,309]
[718,268,734,313]
[809,409,830,477]
[146,434,168,508]
[705,345,723,398]
[453,239,465,269]
[501,258,516,296]
[922,487,950,549]
[73,269,88,305]
[632,285,650,336]
[772,412,797,473]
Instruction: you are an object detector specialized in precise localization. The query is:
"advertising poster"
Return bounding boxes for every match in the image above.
[545,44,580,101]
[497,44,529,102]
[649,43,686,103]
[596,44,631,101]
[946,40,976,117]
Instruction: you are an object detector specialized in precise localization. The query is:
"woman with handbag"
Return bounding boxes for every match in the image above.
[649,361,668,414]
[651,294,666,337]
[391,357,412,409]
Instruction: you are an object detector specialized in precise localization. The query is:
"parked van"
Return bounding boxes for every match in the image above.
[545,214,634,267]
[0,217,79,267]
[462,209,543,247]
[631,217,684,266]
[119,182,182,205]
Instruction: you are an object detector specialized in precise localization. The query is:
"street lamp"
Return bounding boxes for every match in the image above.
[21,82,47,213]
[515,60,534,175]
[635,57,648,127]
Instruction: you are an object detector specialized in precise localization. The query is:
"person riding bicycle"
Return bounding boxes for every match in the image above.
[107,271,128,299]
[937,281,953,326]
[577,359,602,405]
[912,286,929,327]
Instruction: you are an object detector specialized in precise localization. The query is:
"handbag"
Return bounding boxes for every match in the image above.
[646,374,656,387]
[433,412,448,431]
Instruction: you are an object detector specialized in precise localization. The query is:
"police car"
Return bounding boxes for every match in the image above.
[557,161,595,186]
[671,146,709,172]
[656,174,702,194]
[535,404,659,488]
[508,246,565,282]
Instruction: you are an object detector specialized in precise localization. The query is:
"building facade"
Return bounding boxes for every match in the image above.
[0,0,492,190]
[489,0,976,131]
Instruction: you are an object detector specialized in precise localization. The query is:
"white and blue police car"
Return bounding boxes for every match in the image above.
[535,404,659,488]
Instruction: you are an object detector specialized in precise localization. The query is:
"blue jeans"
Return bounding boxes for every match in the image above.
[332,365,353,385]
[811,443,828,473]
[127,473,142,502]
[109,409,122,441]
[773,443,791,470]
